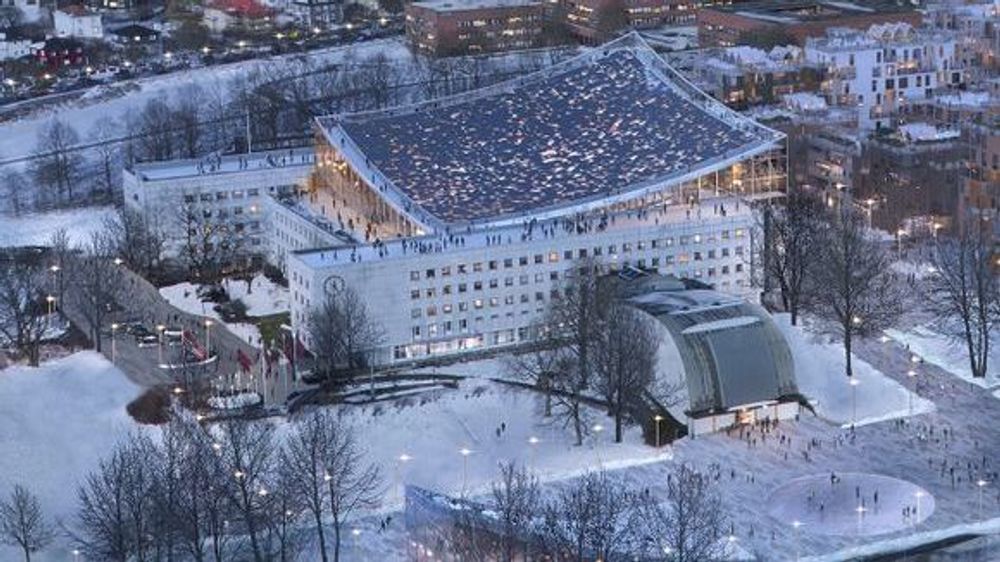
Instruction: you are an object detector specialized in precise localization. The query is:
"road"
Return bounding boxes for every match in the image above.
[62,264,301,404]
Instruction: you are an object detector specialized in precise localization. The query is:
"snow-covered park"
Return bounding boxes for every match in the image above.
[0,205,116,247]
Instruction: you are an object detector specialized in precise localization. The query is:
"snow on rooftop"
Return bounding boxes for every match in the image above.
[412,0,540,11]
[131,147,314,182]
[784,92,828,112]
[319,34,781,225]
[899,122,961,143]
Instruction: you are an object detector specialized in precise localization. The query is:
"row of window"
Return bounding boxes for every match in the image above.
[408,230,745,282]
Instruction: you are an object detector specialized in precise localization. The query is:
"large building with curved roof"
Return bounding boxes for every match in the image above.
[622,273,800,434]
[277,33,787,362]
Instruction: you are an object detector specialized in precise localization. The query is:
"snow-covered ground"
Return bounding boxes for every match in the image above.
[776,314,934,427]
[158,274,289,347]
[337,379,667,509]
[0,352,142,562]
[0,205,116,247]
[886,324,1000,390]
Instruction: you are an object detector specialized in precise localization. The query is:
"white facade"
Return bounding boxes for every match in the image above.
[0,33,33,60]
[53,8,103,40]
[1,0,42,22]
[287,198,758,363]
[805,23,962,130]
[123,149,314,259]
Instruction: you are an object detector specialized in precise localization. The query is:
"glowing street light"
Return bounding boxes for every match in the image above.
[977,479,988,518]
[205,319,214,354]
[395,453,412,503]
[527,436,540,473]
[653,414,664,449]
[45,295,56,315]
[156,324,166,364]
[792,520,803,561]
[110,322,119,362]
[459,448,472,498]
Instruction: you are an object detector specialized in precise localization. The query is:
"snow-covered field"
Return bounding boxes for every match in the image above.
[338,379,665,509]
[777,315,934,427]
[0,352,142,562]
[0,205,116,247]
[886,324,1000,389]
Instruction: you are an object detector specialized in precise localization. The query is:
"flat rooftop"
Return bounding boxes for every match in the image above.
[411,0,541,12]
[710,0,915,21]
[129,147,314,182]
[318,34,781,225]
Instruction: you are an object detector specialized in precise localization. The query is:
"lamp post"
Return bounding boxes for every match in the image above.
[896,228,906,258]
[849,377,860,426]
[46,295,55,315]
[204,319,214,355]
[792,520,802,561]
[396,453,411,505]
[157,324,166,365]
[915,490,925,528]
[977,479,988,519]
[653,414,664,449]
[592,424,604,468]
[528,436,540,473]
[110,322,119,362]
[459,448,471,498]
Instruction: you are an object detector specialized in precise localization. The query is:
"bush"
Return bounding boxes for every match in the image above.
[126,388,172,425]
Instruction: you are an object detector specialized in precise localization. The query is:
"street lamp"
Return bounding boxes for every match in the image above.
[915,490,925,527]
[396,453,412,504]
[204,319,214,354]
[72,548,80,561]
[593,424,604,468]
[896,228,906,257]
[977,479,988,519]
[849,378,860,426]
[907,369,917,416]
[111,322,119,362]
[46,295,56,315]
[792,520,803,561]
[459,448,472,498]
[653,414,664,449]
[528,436,540,473]
[156,324,166,365]
[113,257,123,266]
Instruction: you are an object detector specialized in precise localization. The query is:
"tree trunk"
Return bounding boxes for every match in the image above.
[844,328,853,378]
[314,509,328,562]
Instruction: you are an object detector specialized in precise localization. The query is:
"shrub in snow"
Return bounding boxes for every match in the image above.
[207,391,262,410]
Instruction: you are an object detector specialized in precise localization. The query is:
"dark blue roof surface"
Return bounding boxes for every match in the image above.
[332,41,775,223]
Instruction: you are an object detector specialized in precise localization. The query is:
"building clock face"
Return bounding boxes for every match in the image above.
[324,275,345,295]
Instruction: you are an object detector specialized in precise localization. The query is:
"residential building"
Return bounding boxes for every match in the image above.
[405,0,544,56]
[53,5,103,40]
[698,0,923,48]
[804,23,962,131]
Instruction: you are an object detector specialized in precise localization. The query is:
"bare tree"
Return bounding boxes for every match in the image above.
[308,285,385,381]
[138,97,177,161]
[102,208,163,279]
[89,116,121,201]
[491,462,540,562]
[808,209,903,378]
[0,254,48,366]
[0,485,53,562]
[541,471,639,561]
[637,464,726,562]
[282,410,335,562]
[30,119,82,207]
[65,232,124,353]
[594,304,658,443]
[73,434,158,562]
[174,84,205,159]
[215,419,276,562]
[319,414,382,562]
[176,198,245,281]
[539,261,614,445]
[1,169,30,216]
[504,330,562,417]
[759,189,825,325]
[925,223,999,379]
